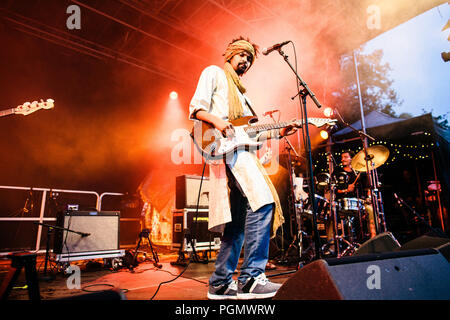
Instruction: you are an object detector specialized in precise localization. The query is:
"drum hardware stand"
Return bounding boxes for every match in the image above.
[267,112,305,266]
[284,139,304,263]
[277,46,323,260]
[333,108,386,235]
[321,216,361,257]
[394,193,447,238]
[326,151,340,257]
[354,185,366,242]
[131,228,162,270]
[371,164,387,232]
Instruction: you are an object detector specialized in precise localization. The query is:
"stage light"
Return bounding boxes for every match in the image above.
[169,91,178,100]
[320,130,329,140]
[323,107,334,117]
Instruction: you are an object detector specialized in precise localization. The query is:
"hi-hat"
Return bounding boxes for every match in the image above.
[351,145,389,172]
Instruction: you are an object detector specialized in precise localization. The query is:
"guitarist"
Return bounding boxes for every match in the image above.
[189,37,297,300]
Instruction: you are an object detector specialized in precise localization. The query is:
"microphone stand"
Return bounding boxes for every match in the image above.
[33,222,88,281]
[277,47,322,260]
[394,194,447,238]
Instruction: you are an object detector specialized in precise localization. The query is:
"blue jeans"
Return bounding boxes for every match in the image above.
[209,174,273,286]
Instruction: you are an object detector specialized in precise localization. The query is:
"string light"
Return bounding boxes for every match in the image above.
[314,137,435,170]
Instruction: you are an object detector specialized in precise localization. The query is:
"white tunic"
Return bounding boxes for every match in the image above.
[189,65,276,233]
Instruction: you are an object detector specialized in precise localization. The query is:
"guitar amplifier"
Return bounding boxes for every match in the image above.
[171,208,221,252]
[175,175,209,209]
[53,210,120,255]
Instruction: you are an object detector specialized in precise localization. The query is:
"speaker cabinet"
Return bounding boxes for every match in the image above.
[175,175,209,209]
[274,248,450,300]
[54,210,120,254]
[355,232,401,255]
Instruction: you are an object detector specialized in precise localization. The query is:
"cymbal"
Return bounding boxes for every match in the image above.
[351,145,389,172]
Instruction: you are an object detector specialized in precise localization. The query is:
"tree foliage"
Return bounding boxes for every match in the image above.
[331,49,403,124]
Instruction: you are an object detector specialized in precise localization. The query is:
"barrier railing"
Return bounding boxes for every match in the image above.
[0,185,123,255]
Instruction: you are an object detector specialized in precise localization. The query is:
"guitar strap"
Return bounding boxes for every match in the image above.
[243,96,258,121]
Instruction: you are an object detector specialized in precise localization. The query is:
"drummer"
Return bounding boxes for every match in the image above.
[333,151,364,199]
[332,151,375,240]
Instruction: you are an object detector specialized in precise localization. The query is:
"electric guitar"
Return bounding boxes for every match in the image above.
[191,116,337,159]
[0,99,55,118]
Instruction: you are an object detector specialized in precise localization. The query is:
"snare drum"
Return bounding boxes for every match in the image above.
[338,198,363,216]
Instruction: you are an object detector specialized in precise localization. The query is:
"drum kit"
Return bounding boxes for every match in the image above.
[281,144,390,260]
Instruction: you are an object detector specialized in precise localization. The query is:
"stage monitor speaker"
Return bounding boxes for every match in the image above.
[399,234,450,263]
[354,232,401,255]
[175,175,209,209]
[273,248,450,300]
[54,210,120,254]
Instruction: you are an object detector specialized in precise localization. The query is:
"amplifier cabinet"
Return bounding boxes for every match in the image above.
[171,208,221,252]
[175,175,209,209]
[54,210,120,254]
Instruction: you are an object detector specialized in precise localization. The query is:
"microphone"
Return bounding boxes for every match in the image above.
[263,109,279,117]
[80,232,91,237]
[262,41,290,56]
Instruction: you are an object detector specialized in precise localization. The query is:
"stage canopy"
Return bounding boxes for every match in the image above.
[1,0,446,87]
[328,111,450,233]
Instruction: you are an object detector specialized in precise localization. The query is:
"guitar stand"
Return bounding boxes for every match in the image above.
[0,252,41,300]
[131,229,162,270]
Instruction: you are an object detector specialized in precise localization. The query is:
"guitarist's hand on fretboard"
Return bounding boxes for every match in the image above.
[280,119,298,137]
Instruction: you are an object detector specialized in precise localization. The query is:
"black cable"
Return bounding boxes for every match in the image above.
[81,283,129,294]
[149,159,208,300]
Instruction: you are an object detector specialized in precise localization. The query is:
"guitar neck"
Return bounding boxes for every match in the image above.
[0,108,15,118]
[244,120,301,134]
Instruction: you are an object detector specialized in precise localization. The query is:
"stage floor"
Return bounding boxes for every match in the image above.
[0,247,294,301]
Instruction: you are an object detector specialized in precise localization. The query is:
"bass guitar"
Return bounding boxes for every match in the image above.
[0,99,54,118]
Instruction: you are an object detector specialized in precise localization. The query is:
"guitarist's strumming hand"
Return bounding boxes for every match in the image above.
[194,110,235,138]
[214,118,235,138]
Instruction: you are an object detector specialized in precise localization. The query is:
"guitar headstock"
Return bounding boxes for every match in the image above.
[15,99,55,116]
[309,118,337,128]
[291,118,337,128]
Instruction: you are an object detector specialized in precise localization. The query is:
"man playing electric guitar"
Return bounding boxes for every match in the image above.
[189,37,298,300]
